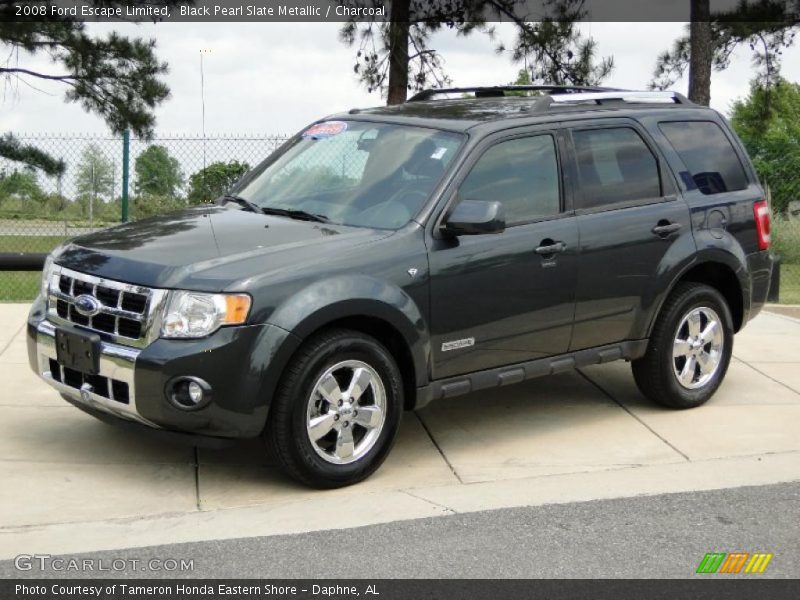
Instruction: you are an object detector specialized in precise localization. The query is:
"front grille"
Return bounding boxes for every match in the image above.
[47,267,160,346]
[48,358,130,404]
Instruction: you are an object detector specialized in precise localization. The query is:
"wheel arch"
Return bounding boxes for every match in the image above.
[650,252,748,336]
[297,314,420,411]
[261,276,431,412]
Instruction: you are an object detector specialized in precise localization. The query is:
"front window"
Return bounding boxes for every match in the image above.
[234,121,463,229]
[459,135,561,225]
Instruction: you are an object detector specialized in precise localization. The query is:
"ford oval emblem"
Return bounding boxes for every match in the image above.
[74,294,101,317]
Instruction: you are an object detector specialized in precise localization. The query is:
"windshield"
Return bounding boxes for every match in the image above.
[233,121,463,229]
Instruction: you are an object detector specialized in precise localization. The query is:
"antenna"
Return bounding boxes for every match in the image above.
[200,49,212,196]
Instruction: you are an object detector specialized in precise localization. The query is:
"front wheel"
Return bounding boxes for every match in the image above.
[265,329,403,488]
[632,282,734,409]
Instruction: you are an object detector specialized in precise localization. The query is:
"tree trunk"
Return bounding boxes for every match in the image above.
[688,0,712,106]
[386,0,410,105]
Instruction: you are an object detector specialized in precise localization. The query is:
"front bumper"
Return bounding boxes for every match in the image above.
[27,297,300,440]
[33,318,155,427]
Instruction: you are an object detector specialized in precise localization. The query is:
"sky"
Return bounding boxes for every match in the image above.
[4,21,800,137]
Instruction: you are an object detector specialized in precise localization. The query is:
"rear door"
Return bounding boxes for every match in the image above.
[566,120,694,351]
[427,129,579,379]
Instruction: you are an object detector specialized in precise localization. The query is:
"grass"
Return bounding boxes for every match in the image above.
[773,218,800,264]
[0,236,66,301]
[774,219,800,304]
[0,235,68,254]
[0,216,117,227]
[0,272,41,302]
[780,263,800,305]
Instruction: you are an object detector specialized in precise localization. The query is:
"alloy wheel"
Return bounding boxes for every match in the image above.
[306,360,387,465]
[672,306,724,390]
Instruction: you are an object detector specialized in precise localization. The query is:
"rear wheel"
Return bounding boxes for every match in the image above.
[632,283,733,409]
[265,329,403,488]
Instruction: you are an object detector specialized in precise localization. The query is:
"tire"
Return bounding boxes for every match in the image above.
[632,282,734,409]
[265,328,403,488]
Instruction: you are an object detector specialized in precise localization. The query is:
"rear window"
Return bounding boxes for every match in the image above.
[658,121,749,195]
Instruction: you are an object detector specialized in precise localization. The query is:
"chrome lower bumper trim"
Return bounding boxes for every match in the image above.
[35,320,160,428]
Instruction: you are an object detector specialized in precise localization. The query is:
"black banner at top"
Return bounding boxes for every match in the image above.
[4,0,800,23]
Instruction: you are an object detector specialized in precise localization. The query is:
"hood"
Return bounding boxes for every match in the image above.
[54,207,390,290]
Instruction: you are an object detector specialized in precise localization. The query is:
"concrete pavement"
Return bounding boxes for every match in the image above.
[1,304,799,559]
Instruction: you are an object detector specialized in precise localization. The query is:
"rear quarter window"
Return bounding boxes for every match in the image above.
[658,121,749,195]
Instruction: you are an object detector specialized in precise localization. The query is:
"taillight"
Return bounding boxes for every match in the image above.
[753,200,771,250]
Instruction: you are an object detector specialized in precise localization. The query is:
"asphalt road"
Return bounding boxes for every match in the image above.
[3,481,799,579]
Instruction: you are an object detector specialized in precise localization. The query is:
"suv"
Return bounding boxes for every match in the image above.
[27,86,773,488]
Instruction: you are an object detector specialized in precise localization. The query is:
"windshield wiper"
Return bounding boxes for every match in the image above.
[259,207,330,223]
[217,194,264,214]
[217,195,329,223]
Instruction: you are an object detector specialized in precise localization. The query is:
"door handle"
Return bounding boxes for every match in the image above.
[535,241,567,256]
[651,221,682,237]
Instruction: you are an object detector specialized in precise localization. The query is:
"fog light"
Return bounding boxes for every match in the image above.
[188,381,203,404]
[166,377,212,411]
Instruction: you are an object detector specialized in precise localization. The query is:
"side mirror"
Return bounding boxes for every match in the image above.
[442,200,505,236]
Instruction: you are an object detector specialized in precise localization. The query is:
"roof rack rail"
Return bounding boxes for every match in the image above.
[549,90,689,105]
[407,85,623,102]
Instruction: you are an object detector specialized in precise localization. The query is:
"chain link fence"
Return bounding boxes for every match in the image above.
[1,131,799,303]
[773,215,800,305]
[753,138,800,305]
[0,132,288,300]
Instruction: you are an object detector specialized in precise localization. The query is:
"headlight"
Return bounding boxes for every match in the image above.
[161,291,251,339]
[40,254,55,298]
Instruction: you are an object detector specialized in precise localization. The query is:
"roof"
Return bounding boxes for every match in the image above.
[332,88,713,133]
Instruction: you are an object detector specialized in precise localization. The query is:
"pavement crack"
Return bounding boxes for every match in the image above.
[761,309,800,325]
[0,322,25,358]
[400,489,457,515]
[577,368,691,462]
[414,411,463,484]
[193,446,201,511]
[735,359,800,397]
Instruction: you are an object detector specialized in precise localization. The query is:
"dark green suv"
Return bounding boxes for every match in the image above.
[27,86,773,487]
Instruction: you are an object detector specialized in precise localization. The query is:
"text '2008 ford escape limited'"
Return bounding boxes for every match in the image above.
[28,86,773,488]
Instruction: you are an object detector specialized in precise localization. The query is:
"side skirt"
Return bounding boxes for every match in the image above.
[414,339,649,409]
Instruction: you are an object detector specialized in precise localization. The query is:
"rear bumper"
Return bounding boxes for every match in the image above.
[745,250,774,324]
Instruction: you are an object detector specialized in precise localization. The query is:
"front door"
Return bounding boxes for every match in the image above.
[428,132,579,379]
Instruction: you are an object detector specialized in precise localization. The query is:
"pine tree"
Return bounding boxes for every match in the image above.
[0,0,180,170]
[650,0,798,105]
[340,0,611,105]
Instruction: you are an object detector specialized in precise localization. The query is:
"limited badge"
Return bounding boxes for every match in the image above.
[442,338,475,352]
[302,121,348,140]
